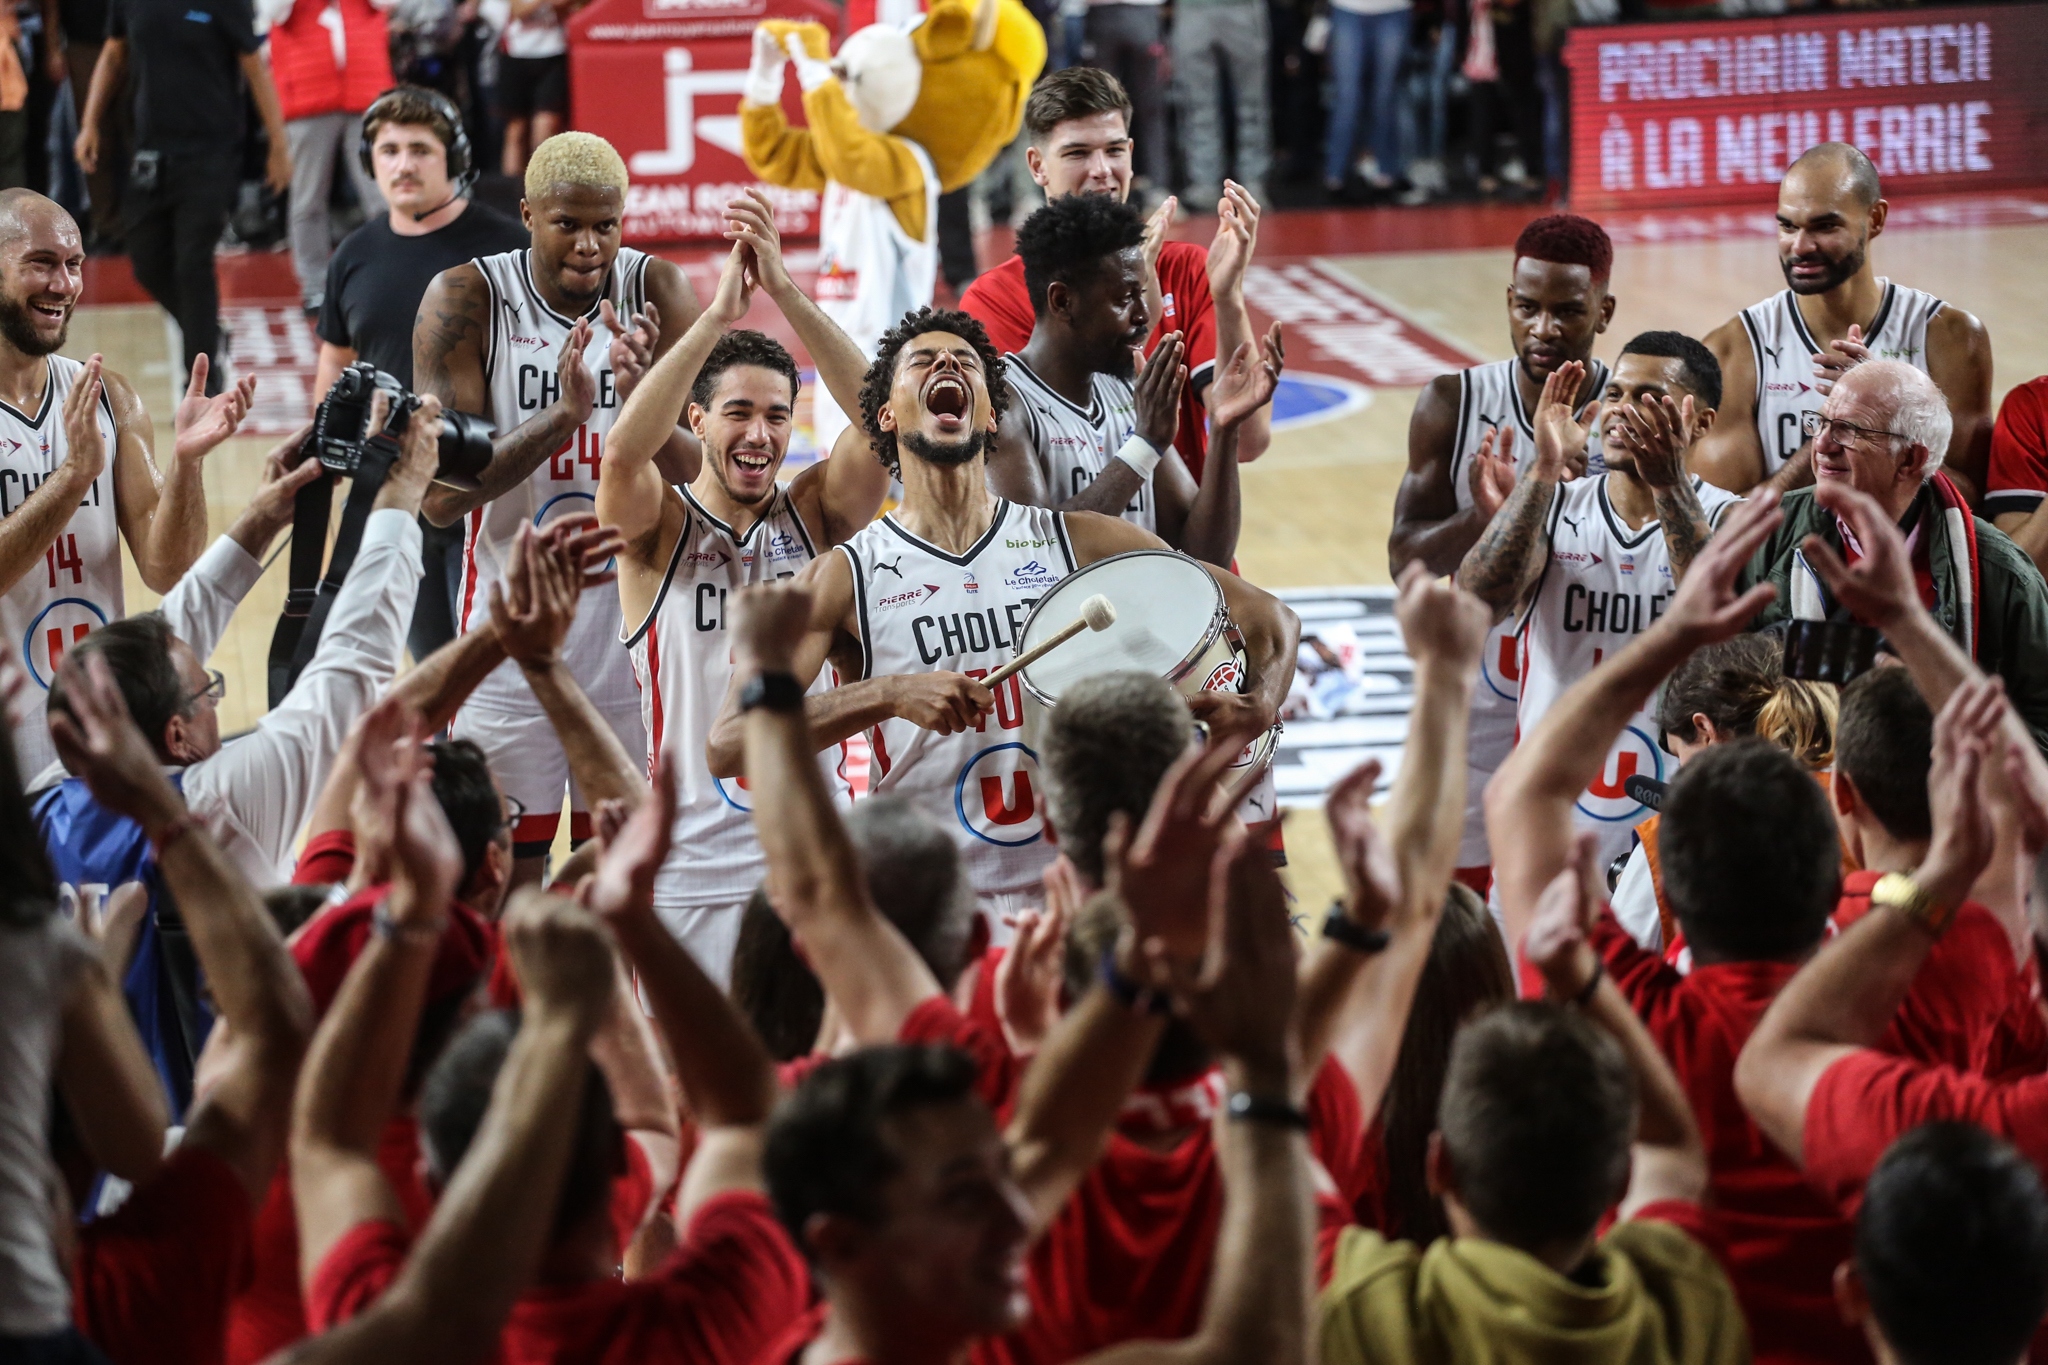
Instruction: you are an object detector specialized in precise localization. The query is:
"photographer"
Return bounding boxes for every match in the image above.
[314,86,524,660]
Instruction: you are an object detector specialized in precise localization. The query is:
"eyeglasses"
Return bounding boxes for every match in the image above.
[186,669,226,707]
[1802,411,1906,449]
[496,794,527,837]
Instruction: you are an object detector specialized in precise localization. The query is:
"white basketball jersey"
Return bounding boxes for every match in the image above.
[840,500,1073,902]
[1003,354,1152,534]
[625,484,845,907]
[1516,474,1743,874]
[459,247,651,715]
[1444,356,1610,867]
[1740,279,1943,475]
[811,140,941,453]
[1,356,121,777]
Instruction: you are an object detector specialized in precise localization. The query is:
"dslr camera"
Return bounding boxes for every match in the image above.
[312,362,494,488]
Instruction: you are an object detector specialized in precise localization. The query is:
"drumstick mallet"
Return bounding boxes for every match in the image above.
[985,594,1117,687]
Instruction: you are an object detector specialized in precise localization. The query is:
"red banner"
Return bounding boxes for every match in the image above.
[569,0,839,243]
[1564,5,2048,213]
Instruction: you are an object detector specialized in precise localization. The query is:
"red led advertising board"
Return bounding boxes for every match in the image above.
[1564,5,2048,213]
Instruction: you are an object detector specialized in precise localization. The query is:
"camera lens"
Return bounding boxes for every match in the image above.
[433,411,495,489]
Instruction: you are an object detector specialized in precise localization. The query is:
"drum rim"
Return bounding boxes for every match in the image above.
[1012,549,1226,707]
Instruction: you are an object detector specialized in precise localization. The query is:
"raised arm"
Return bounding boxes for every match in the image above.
[584,760,776,1222]
[0,354,107,594]
[1198,183,1272,465]
[1524,833,1708,1211]
[1006,732,1255,1228]
[1485,493,1784,949]
[1736,677,2005,1162]
[280,892,618,1365]
[723,190,871,443]
[1296,566,1486,1112]
[1389,374,1489,577]
[1076,833,1312,1365]
[1611,389,1718,583]
[733,579,946,1042]
[1154,323,1282,568]
[290,734,464,1283]
[51,653,313,1202]
[1457,361,1596,617]
[110,359,255,593]
[417,265,596,528]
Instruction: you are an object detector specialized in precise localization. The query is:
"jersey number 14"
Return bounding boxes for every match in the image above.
[45,534,81,588]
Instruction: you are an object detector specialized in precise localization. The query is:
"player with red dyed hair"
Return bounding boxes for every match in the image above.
[1387,213,1617,894]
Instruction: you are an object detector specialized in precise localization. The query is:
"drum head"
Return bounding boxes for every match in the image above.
[1019,551,1224,702]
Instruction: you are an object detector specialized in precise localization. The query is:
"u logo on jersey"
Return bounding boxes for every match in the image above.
[1479,628,1521,703]
[24,597,108,688]
[1576,725,1664,824]
[954,742,1044,846]
[715,773,753,813]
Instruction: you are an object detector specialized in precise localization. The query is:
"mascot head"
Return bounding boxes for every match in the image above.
[834,24,923,134]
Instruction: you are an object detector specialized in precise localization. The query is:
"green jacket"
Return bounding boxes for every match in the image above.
[1738,483,2048,754]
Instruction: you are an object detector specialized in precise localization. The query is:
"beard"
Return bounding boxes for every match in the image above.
[1106,340,1140,383]
[0,293,65,357]
[902,428,989,469]
[1780,240,1867,296]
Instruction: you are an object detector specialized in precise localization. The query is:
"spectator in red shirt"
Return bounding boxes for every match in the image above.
[958,67,1271,484]
[1839,1122,2048,1365]
[1984,374,2048,577]
[1486,493,1882,1364]
[282,869,628,1365]
[44,654,314,1365]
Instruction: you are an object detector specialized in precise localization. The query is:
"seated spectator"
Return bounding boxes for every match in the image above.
[1983,373,2048,577]
[1840,1123,2048,1365]
[1318,837,1747,1365]
[1611,632,1840,952]
[1736,360,2048,751]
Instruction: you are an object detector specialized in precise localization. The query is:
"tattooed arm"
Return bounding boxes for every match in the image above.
[414,264,597,528]
[1613,389,1716,584]
[1456,471,1555,620]
[1654,478,1714,584]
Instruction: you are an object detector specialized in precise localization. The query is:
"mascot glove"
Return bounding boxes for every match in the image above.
[745,27,789,106]
[784,32,836,93]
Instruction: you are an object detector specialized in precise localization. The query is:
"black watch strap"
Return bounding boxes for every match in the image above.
[1323,902,1391,955]
[1226,1091,1311,1130]
[1099,947,1172,1015]
[739,671,805,714]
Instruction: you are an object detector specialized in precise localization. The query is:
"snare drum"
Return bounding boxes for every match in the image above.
[1013,550,1279,775]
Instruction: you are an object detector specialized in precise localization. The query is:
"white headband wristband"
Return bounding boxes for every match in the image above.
[1115,434,1162,479]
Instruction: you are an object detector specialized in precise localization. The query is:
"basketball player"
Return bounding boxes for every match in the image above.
[413,132,701,881]
[706,306,1298,917]
[959,66,1270,480]
[1690,142,1993,503]
[0,189,255,776]
[1386,212,1616,888]
[598,190,890,982]
[1459,341,1741,882]
[987,193,1284,568]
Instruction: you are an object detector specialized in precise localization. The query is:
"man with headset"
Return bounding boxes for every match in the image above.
[314,86,527,660]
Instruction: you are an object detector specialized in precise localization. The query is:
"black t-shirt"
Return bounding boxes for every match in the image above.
[317,201,529,388]
[59,0,111,46]
[108,0,260,155]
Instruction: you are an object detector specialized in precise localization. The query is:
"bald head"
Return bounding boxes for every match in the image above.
[0,189,81,358]
[1784,142,1882,210]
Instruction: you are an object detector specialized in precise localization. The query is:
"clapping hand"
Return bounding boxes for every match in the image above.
[174,355,258,463]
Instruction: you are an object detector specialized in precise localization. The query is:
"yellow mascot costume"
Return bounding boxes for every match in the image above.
[740,0,1045,450]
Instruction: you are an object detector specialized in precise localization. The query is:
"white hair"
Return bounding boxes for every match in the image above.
[1849,359,1952,482]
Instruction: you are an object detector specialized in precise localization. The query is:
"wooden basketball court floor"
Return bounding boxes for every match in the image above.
[68,187,2048,911]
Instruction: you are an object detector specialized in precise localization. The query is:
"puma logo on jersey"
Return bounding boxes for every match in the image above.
[874,558,904,579]
[1560,514,1585,534]
[1477,411,1510,432]
[1762,343,1785,362]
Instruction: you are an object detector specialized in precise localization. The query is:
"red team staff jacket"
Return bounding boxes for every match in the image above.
[1589,874,2048,1365]
[960,244,1222,481]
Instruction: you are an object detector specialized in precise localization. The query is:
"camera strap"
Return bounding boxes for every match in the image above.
[265,436,402,708]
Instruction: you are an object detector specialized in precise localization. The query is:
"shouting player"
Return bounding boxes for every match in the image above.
[1691,141,1993,502]
[988,192,1283,568]
[960,66,1270,481]
[0,189,253,776]
[598,191,890,982]
[707,305,1298,918]
[1459,340,1741,884]
[1387,212,1616,890]
[413,132,701,883]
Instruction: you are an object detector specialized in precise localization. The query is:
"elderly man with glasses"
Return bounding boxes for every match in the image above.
[1738,358,2048,752]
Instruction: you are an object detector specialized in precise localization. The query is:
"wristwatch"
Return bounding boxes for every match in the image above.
[1322,900,1391,955]
[739,671,805,714]
[1869,871,1956,939]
